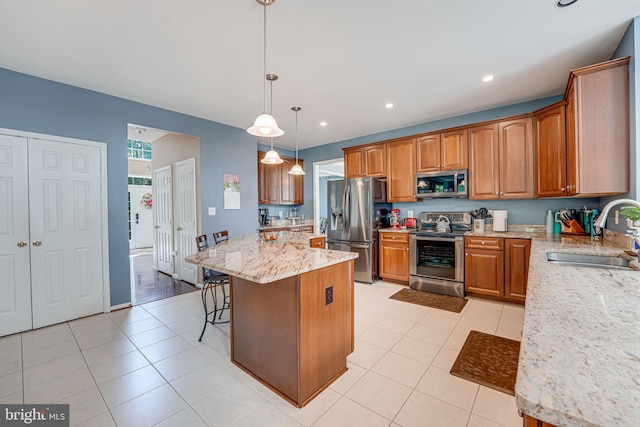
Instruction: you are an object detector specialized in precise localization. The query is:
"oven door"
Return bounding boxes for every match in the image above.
[409,234,464,283]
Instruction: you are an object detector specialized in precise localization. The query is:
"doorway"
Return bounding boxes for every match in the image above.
[127,125,199,305]
[313,158,344,233]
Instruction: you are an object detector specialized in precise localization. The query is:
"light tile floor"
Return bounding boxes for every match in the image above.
[0,281,526,427]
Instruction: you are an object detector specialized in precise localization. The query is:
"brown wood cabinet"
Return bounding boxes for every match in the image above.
[464,236,530,303]
[258,152,304,205]
[524,414,556,427]
[379,232,410,284]
[534,102,567,198]
[416,129,468,172]
[343,144,386,178]
[564,57,629,197]
[469,117,533,200]
[387,138,419,202]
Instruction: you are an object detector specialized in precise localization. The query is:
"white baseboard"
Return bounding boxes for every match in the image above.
[110,302,133,312]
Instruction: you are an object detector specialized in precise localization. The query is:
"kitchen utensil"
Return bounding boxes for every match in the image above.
[436,215,451,233]
[470,209,479,219]
[478,207,488,219]
[473,218,485,233]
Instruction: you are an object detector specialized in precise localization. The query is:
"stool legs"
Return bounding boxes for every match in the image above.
[198,280,230,342]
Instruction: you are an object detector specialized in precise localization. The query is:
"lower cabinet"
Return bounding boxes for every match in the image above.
[379,232,410,284]
[524,414,556,427]
[464,236,530,304]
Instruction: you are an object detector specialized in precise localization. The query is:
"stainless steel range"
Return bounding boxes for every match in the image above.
[409,211,472,298]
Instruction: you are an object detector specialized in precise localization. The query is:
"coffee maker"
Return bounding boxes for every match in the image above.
[258,208,269,226]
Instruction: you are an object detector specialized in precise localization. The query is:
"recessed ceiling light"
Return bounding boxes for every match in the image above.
[555,0,578,8]
[482,75,495,83]
[385,103,394,109]
[320,122,327,127]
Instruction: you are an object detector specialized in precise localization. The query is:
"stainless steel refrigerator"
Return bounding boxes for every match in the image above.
[326,177,390,283]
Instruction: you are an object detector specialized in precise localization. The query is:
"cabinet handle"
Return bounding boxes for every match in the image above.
[481,241,485,245]
[17,241,27,247]
[465,253,468,256]
[561,187,565,191]
[32,240,42,246]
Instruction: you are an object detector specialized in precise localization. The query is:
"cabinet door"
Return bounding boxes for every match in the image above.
[464,248,504,297]
[258,151,281,204]
[364,145,387,177]
[292,159,304,204]
[344,148,363,178]
[416,134,441,172]
[534,103,566,198]
[565,85,578,196]
[379,241,409,283]
[280,158,294,204]
[387,139,418,202]
[441,129,468,170]
[504,239,530,304]
[468,124,499,200]
[499,118,533,199]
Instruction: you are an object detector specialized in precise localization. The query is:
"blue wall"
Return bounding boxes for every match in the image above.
[0,68,260,306]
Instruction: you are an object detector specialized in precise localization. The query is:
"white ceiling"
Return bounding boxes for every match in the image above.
[1,1,638,150]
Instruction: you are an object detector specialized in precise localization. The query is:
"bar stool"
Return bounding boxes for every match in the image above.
[195,234,230,342]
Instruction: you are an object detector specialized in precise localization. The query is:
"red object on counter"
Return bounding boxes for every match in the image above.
[390,208,401,228]
[405,217,416,228]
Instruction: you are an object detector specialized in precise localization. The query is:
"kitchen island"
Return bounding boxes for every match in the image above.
[469,227,639,426]
[185,232,358,408]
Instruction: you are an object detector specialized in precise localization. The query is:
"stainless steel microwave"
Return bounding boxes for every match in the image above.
[415,169,468,198]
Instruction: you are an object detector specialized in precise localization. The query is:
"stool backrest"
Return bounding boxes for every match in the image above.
[196,234,209,251]
[213,230,229,245]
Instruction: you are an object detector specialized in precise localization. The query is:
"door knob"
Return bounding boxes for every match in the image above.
[154,225,160,229]
[176,226,183,231]
[17,241,27,247]
[32,240,42,246]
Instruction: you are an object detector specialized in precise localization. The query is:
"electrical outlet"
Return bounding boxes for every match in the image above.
[408,210,414,218]
[615,210,619,224]
[208,207,216,216]
[325,286,333,305]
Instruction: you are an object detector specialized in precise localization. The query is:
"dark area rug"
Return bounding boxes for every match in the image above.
[450,330,520,395]
[389,288,467,313]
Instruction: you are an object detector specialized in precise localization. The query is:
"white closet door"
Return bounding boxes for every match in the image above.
[175,158,197,284]
[28,138,104,328]
[154,166,173,275]
[0,135,32,336]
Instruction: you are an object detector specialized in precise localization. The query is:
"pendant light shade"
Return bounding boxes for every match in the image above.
[248,113,284,137]
[289,106,305,175]
[247,0,284,138]
[261,138,283,164]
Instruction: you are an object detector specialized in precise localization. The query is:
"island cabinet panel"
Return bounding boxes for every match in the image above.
[534,102,567,198]
[230,260,354,408]
[387,138,419,202]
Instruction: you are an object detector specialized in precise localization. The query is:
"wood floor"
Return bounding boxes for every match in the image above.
[130,250,197,305]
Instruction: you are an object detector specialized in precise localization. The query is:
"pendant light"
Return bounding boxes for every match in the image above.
[289,106,305,175]
[247,0,284,138]
[260,74,284,164]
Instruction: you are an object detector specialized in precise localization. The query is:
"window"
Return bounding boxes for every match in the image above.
[127,139,152,160]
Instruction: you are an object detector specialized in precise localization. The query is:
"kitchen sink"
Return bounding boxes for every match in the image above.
[546,252,631,270]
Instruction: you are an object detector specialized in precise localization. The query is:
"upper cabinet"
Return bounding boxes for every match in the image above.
[536,58,630,198]
[344,144,386,178]
[564,57,629,197]
[469,116,533,200]
[416,129,468,173]
[258,152,304,205]
[534,102,567,198]
[387,138,419,202]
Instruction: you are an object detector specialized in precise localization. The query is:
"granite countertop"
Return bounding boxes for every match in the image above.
[258,219,314,230]
[185,232,357,284]
[503,228,640,426]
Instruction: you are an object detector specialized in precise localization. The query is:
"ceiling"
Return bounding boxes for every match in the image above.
[1,1,638,150]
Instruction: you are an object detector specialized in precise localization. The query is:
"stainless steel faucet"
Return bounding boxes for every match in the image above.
[594,198,640,228]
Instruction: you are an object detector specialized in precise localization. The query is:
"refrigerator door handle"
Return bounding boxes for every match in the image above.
[346,243,370,249]
[342,182,350,237]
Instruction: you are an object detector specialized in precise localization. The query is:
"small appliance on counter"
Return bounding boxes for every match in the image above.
[389,208,401,228]
[492,210,508,232]
[259,208,269,226]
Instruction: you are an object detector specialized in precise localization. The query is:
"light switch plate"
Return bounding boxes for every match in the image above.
[208,207,216,216]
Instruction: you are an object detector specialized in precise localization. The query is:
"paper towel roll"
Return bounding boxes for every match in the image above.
[493,210,508,232]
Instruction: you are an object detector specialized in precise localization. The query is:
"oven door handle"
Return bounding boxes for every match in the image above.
[410,235,462,243]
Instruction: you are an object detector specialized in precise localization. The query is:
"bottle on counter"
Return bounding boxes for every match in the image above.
[545,210,554,234]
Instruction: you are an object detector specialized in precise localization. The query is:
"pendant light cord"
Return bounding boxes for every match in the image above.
[295,109,300,165]
[263,0,268,113]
